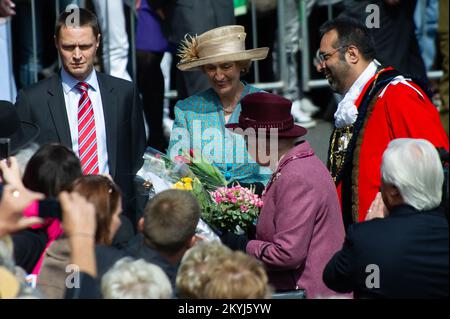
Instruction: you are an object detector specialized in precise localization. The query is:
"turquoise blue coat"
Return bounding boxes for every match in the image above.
[168,82,271,185]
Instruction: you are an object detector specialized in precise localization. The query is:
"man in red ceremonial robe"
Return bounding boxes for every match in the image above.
[317,17,449,226]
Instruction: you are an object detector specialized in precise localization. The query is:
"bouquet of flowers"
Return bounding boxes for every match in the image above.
[136,147,219,241]
[208,185,263,234]
[136,147,264,236]
[174,150,227,192]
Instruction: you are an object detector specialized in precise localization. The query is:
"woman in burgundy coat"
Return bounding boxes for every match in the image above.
[225,92,349,298]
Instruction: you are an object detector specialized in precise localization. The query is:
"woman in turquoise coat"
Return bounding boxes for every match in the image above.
[168,25,272,186]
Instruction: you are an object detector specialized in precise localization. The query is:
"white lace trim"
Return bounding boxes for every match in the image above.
[378,75,424,99]
[334,60,381,128]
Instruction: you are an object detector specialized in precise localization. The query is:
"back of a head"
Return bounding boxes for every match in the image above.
[176,241,232,298]
[70,175,121,245]
[319,17,376,62]
[0,237,14,272]
[202,251,272,299]
[55,7,100,39]
[22,144,82,197]
[101,257,173,299]
[382,138,444,211]
[14,143,40,176]
[143,190,200,254]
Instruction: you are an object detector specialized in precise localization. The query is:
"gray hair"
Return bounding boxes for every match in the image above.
[381,138,444,211]
[176,241,232,298]
[14,143,39,176]
[0,237,14,271]
[101,257,173,299]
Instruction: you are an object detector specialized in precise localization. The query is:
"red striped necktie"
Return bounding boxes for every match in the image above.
[76,82,99,175]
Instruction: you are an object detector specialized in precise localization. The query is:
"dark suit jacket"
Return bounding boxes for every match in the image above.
[339,0,426,79]
[323,204,449,298]
[123,233,178,290]
[148,0,235,45]
[65,272,102,299]
[15,72,146,222]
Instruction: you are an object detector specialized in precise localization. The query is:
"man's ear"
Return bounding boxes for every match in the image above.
[54,35,58,49]
[137,217,144,233]
[96,34,101,49]
[187,235,197,249]
[390,185,401,197]
[346,46,359,64]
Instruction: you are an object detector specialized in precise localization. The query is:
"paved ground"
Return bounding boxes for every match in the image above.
[302,119,334,165]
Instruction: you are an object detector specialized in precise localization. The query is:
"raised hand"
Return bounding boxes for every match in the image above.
[0,185,44,236]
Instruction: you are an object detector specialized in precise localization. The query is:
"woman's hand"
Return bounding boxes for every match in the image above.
[0,157,25,189]
[0,185,44,236]
[59,191,96,238]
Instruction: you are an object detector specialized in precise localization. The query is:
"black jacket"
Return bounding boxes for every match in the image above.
[123,234,179,290]
[323,204,449,298]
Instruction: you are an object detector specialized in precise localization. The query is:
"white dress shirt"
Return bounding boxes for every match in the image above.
[61,68,109,174]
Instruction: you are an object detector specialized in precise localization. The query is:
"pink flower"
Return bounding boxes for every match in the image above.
[240,205,249,212]
[174,155,190,164]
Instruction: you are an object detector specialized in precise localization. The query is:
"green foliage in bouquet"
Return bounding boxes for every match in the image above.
[139,147,263,235]
[208,185,263,234]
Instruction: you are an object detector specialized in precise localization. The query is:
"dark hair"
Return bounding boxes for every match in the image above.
[70,175,122,245]
[22,144,82,197]
[319,17,376,61]
[143,190,200,254]
[55,7,100,39]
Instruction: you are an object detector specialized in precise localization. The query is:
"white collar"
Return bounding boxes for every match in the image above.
[334,59,381,128]
[61,68,99,94]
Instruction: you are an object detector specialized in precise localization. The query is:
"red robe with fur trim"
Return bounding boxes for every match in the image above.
[337,71,449,222]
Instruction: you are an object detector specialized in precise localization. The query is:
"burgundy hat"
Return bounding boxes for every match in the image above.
[225,92,307,138]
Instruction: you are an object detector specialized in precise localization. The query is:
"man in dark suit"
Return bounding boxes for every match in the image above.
[15,8,146,226]
[323,138,449,298]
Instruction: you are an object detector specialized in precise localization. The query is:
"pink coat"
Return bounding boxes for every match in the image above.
[246,141,348,298]
[23,201,63,275]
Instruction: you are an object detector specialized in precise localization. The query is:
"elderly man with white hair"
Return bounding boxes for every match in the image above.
[323,138,449,298]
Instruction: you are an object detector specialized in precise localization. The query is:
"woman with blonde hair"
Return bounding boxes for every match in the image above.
[168,25,271,190]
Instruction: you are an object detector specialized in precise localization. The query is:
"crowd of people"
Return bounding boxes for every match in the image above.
[0,0,449,299]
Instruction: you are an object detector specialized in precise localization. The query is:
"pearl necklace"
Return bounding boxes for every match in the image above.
[222,105,235,114]
[221,83,244,115]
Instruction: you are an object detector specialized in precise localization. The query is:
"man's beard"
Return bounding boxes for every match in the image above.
[327,62,351,95]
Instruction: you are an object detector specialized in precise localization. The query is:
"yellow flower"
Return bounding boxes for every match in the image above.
[173,182,186,190]
[181,177,193,183]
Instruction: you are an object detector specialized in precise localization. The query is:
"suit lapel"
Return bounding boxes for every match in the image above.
[97,72,118,178]
[47,74,72,147]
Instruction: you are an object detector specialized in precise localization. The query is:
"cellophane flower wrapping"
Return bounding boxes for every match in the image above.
[136,147,220,241]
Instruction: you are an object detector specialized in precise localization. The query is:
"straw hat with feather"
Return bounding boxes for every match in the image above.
[177,25,269,71]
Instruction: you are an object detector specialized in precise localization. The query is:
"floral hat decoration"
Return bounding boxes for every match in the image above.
[177,25,269,71]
